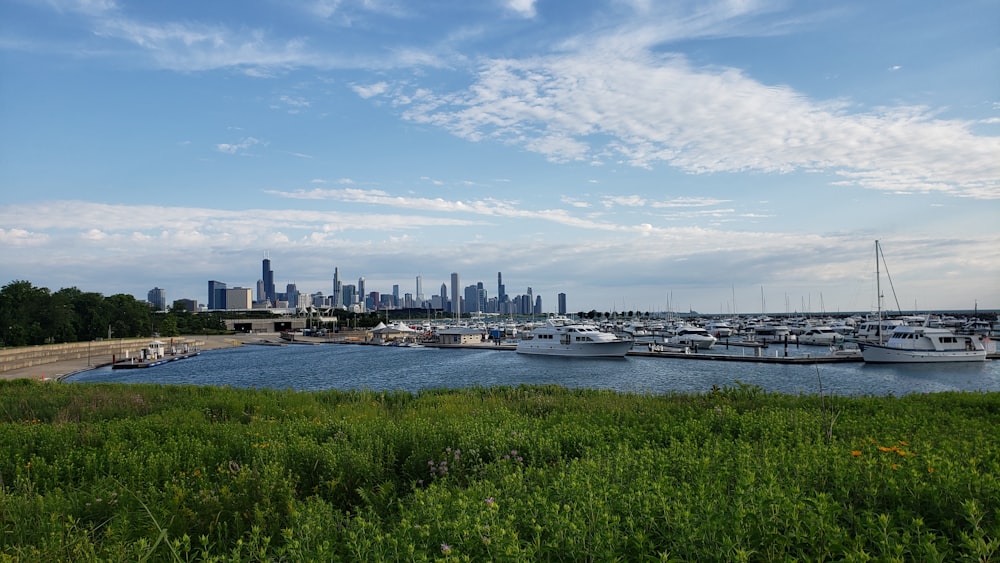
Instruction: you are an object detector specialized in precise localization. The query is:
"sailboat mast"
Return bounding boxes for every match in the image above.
[876,240,883,344]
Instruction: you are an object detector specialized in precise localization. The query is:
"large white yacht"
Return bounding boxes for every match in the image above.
[797,326,845,346]
[860,325,987,363]
[516,317,633,357]
[666,325,718,350]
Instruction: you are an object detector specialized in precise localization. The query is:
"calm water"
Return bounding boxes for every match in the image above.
[66,343,1000,396]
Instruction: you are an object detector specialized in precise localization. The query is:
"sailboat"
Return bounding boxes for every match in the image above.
[859,240,987,363]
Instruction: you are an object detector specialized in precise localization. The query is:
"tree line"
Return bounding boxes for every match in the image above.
[0,280,226,347]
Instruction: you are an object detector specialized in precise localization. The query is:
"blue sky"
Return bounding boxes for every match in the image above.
[1,0,998,314]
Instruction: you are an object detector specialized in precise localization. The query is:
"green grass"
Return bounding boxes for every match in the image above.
[1,380,998,561]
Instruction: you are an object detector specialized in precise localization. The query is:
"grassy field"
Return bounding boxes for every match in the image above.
[1,379,998,561]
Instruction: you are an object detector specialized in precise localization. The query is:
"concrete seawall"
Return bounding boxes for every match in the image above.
[0,337,212,381]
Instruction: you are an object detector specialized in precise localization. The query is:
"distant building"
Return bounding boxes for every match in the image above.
[175,298,198,312]
[208,280,227,310]
[558,293,567,315]
[225,287,252,310]
[147,287,167,311]
[262,255,276,306]
[450,273,461,318]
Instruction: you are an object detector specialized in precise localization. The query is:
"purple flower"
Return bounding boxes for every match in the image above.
[485,497,495,506]
[441,543,452,555]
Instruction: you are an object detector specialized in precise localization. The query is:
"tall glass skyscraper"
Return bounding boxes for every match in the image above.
[262,255,275,305]
[450,273,461,318]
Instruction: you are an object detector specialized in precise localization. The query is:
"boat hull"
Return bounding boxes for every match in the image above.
[516,340,633,358]
[860,344,986,363]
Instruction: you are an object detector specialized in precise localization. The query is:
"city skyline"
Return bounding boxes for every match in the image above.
[1,1,998,313]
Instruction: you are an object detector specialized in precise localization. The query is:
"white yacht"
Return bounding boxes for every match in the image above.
[748,324,796,343]
[797,326,845,346]
[853,319,906,342]
[666,325,718,350]
[516,317,633,357]
[704,320,734,338]
[860,325,987,363]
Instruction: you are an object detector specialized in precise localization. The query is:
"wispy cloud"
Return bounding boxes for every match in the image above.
[383,47,1000,199]
[216,137,263,155]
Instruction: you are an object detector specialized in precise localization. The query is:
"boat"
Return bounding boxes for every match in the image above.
[860,325,987,363]
[705,320,735,338]
[516,316,633,357]
[666,325,718,349]
[797,326,845,346]
[859,240,987,363]
[748,324,796,344]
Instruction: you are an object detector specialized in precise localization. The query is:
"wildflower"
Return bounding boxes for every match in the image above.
[485,497,495,507]
[891,464,899,470]
[927,467,935,474]
[851,450,862,457]
[877,446,892,452]
[441,543,452,555]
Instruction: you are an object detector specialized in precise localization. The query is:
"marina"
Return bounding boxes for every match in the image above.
[67,336,1000,397]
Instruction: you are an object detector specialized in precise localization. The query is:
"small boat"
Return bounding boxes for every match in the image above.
[516,316,633,357]
[860,326,987,363]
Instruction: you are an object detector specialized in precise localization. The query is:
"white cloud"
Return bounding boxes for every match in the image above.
[216,137,263,155]
[504,0,537,18]
[351,82,389,99]
[389,48,1000,199]
[0,228,49,246]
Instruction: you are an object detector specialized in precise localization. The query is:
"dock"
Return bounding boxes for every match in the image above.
[112,351,201,369]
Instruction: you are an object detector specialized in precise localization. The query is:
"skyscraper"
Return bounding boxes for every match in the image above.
[558,293,567,315]
[416,275,423,302]
[262,254,275,306]
[450,273,461,318]
[497,272,505,304]
[208,280,227,310]
[358,277,366,310]
[147,287,167,311]
[332,267,342,308]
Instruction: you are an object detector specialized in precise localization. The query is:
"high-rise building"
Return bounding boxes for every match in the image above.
[358,277,366,309]
[450,273,461,318]
[342,284,356,307]
[464,284,479,314]
[332,267,342,308]
[415,275,423,302]
[226,287,252,310]
[208,280,227,310]
[392,284,400,308]
[286,283,300,309]
[558,293,567,315]
[262,254,275,306]
[147,287,167,311]
[440,283,448,309]
[497,272,506,304]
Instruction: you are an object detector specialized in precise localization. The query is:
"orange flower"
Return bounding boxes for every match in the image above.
[851,450,863,457]
[927,467,935,474]
[891,464,900,470]
[877,446,892,452]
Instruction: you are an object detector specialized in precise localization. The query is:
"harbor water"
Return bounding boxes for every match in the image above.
[67,343,1000,396]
